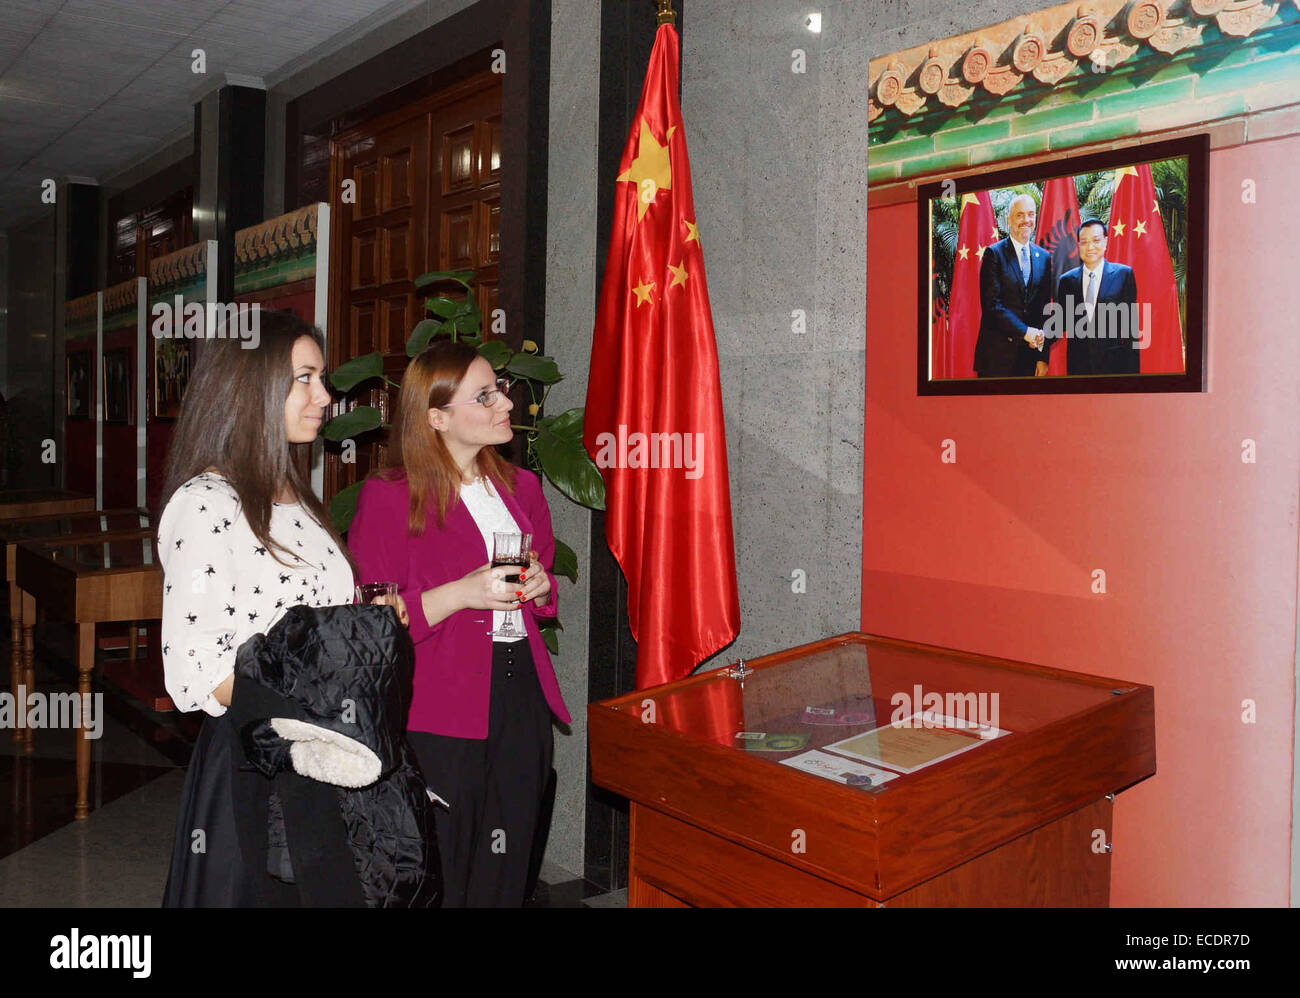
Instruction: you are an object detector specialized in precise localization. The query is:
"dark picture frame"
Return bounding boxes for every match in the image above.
[917,133,1209,396]
[152,336,191,420]
[102,348,131,423]
[66,351,92,418]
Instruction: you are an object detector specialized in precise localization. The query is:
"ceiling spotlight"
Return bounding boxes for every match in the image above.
[805,12,821,33]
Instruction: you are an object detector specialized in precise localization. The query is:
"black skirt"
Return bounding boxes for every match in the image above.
[161,712,300,907]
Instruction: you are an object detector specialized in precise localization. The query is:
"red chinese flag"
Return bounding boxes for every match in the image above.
[1106,164,1183,374]
[1037,176,1081,376]
[931,289,950,380]
[583,24,740,689]
[945,191,997,379]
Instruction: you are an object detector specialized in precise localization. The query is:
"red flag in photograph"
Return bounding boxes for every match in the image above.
[931,286,950,379]
[945,191,997,379]
[1106,164,1183,373]
[583,23,740,689]
[1037,176,1081,376]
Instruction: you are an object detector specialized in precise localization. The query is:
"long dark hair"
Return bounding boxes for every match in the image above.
[384,339,516,533]
[160,310,350,569]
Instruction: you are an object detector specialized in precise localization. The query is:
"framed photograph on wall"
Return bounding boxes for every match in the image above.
[918,133,1208,396]
[102,348,131,423]
[66,352,92,418]
[153,337,191,419]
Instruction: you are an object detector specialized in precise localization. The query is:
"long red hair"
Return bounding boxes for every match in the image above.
[384,340,516,534]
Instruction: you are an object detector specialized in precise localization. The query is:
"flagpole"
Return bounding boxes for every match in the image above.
[656,1,676,26]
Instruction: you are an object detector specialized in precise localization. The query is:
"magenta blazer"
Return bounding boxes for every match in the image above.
[348,468,572,738]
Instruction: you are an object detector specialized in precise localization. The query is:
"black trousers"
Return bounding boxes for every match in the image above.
[408,640,554,907]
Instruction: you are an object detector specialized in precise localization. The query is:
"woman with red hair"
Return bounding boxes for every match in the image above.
[348,340,570,907]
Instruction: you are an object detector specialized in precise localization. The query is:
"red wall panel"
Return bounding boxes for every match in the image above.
[862,137,1299,907]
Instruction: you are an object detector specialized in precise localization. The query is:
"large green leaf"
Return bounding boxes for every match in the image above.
[330,480,364,534]
[406,319,443,357]
[424,296,463,319]
[477,339,512,369]
[539,618,561,655]
[553,537,578,583]
[505,353,561,384]
[329,352,384,393]
[450,313,482,340]
[414,269,473,290]
[534,406,605,510]
[322,404,382,441]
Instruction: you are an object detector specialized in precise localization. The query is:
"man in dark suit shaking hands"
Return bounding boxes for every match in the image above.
[974,194,1053,377]
[1051,219,1139,375]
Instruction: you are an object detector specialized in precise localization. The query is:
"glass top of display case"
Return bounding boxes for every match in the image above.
[0,510,151,543]
[27,532,158,573]
[600,634,1139,791]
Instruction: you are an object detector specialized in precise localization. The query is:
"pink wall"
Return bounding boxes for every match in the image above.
[862,136,1299,907]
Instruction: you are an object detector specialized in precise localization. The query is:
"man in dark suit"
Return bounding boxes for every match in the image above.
[974,193,1053,378]
[1050,219,1139,375]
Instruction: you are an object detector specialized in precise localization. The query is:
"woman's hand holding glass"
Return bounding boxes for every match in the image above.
[516,550,551,608]
[357,582,410,627]
[457,563,530,613]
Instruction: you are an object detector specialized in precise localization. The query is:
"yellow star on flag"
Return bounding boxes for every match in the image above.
[667,261,689,290]
[617,119,672,221]
[958,245,969,260]
[1152,198,1160,214]
[1115,165,1139,183]
[1112,219,1126,237]
[975,244,986,260]
[684,219,700,244]
[633,278,655,306]
[990,226,998,242]
[1133,219,1147,238]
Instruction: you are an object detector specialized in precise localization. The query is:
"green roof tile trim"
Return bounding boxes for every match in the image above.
[232,203,320,294]
[1194,49,1300,99]
[868,0,1300,184]
[1049,114,1141,151]
[969,133,1051,165]
[1008,100,1095,136]
[232,250,318,295]
[933,118,1012,151]
[147,279,207,308]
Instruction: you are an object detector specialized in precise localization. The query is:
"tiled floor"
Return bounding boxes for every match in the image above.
[1,632,624,908]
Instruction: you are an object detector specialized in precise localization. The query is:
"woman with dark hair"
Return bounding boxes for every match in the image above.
[348,339,571,907]
[158,311,409,906]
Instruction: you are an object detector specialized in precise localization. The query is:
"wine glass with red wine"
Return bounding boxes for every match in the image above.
[490,531,532,639]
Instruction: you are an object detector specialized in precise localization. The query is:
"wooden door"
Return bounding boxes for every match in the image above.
[326,72,502,501]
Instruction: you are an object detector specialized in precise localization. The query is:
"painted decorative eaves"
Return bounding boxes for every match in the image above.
[233,203,320,294]
[149,241,209,294]
[234,203,318,271]
[869,0,1300,122]
[103,278,138,316]
[65,292,97,323]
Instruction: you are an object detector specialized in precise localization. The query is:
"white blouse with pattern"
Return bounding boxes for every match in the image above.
[157,472,353,716]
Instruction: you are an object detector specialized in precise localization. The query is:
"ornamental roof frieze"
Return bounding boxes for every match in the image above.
[869,0,1300,123]
[65,291,98,321]
[103,278,138,315]
[149,241,208,292]
[233,203,318,272]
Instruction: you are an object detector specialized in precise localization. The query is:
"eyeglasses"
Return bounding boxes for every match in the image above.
[441,377,513,409]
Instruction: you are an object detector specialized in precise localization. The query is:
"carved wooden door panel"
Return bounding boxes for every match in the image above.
[327,112,428,496]
[325,72,502,503]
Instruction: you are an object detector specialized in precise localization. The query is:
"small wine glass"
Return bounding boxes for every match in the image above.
[490,532,532,638]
